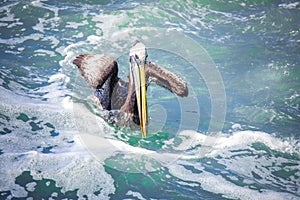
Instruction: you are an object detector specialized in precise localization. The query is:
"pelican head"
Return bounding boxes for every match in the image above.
[129,41,148,137]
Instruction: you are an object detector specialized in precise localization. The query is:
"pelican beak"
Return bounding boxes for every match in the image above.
[130,56,148,137]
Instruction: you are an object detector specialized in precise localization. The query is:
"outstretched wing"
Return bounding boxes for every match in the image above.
[73,54,118,89]
[145,62,188,97]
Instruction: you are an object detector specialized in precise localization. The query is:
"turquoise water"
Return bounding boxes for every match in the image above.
[0,0,299,199]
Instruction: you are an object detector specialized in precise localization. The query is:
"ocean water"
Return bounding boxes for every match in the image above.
[0,0,299,199]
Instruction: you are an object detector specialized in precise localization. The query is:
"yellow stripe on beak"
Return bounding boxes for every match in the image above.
[131,60,148,137]
[140,64,148,137]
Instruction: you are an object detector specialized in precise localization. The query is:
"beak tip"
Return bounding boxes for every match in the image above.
[142,129,147,138]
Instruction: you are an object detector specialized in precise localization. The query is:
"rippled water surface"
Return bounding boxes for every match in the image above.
[0,0,299,199]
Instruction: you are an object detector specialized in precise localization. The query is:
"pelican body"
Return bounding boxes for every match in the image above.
[73,41,188,137]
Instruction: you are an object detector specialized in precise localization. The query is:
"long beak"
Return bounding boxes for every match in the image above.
[130,57,148,137]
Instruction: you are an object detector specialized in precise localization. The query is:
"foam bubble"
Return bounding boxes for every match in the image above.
[231,123,242,130]
[66,21,88,29]
[62,96,73,110]
[48,73,68,83]
[34,49,56,57]
[126,190,146,200]
[279,2,300,9]
[32,18,45,33]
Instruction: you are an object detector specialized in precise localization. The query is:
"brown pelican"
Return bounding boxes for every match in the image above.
[73,41,188,137]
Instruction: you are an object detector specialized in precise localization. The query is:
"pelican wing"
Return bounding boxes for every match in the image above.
[73,54,118,89]
[145,62,188,97]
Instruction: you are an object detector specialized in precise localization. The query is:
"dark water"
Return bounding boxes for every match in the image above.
[0,0,299,199]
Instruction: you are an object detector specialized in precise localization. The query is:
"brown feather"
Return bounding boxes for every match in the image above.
[73,54,118,89]
[146,62,188,97]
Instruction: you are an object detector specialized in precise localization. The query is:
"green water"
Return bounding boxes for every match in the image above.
[0,0,299,199]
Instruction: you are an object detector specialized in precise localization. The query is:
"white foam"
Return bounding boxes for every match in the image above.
[26,182,37,192]
[48,73,68,83]
[279,2,299,9]
[0,33,43,45]
[66,20,88,29]
[168,164,298,200]
[31,0,59,18]
[92,12,129,39]
[126,190,146,200]
[73,32,84,38]
[62,96,73,110]
[0,150,116,199]
[32,18,45,33]
[42,36,60,48]
[4,50,21,55]
[212,131,299,155]
[0,22,8,27]
[174,130,299,158]
[34,49,56,57]
[231,123,242,130]
[0,7,17,22]
[0,101,115,199]
[0,86,41,105]
[10,184,28,198]
[1,89,298,198]
[55,45,66,56]
[107,139,153,155]
[161,130,299,197]
[86,35,102,44]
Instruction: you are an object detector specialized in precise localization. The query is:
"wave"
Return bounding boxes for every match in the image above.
[1,84,298,199]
